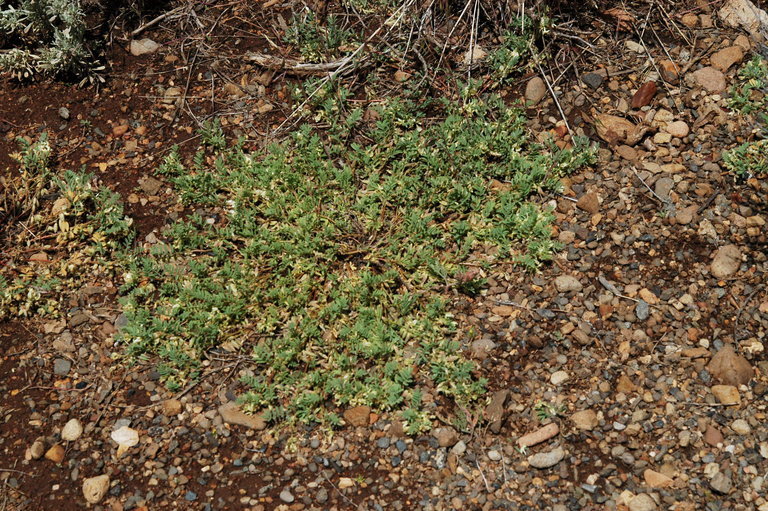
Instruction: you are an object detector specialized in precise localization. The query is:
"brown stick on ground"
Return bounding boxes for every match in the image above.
[247,53,353,75]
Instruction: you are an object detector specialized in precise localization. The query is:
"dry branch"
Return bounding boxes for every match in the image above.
[246,52,354,75]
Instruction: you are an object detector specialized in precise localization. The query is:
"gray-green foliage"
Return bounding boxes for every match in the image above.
[724,55,768,178]
[0,0,101,81]
[116,82,595,431]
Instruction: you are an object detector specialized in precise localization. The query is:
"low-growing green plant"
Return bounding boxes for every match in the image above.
[115,81,595,428]
[723,139,768,178]
[0,0,102,82]
[533,399,565,421]
[284,11,355,62]
[1,136,133,319]
[725,55,767,179]
[729,55,768,117]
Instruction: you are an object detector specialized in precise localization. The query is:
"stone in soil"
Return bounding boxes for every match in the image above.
[704,424,724,446]
[550,370,569,385]
[518,423,559,448]
[628,493,657,511]
[279,489,295,503]
[554,275,582,293]
[710,45,744,71]
[665,120,689,138]
[161,399,183,416]
[571,410,598,430]
[130,38,160,56]
[576,191,600,214]
[631,81,657,108]
[484,390,508,433]
[707,344,754,385]
[82,474,110,504]
[582,72,604,90]
[432,426,459,448]
[710,244,742,279]
[45,444,65,463]
[28,439,45,460]
[644,469,673,488]
[61,418,83,441]
[218,401,267,430]
[711,472,733,494]
[343,405,371,427]
[525,77,547,105]
[731,419,751,434]
[690,67,727,93]
[53,358,71,376]
[527,446,565,469]
[711,385,740,405]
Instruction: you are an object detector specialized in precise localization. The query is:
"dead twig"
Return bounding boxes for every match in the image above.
[130,5,186,37]
[246,53,357,75]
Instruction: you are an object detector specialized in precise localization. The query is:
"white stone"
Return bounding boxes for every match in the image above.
[550,371,569,385]
[61,418,83,441]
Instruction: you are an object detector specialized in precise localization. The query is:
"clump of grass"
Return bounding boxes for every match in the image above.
[116,81,594,431]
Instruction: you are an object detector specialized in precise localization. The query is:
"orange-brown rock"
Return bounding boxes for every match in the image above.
[631,81,657,108]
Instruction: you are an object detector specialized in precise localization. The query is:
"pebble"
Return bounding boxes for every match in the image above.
[731,419,751,435]
[487,450,501,461]
[582,72,604,90]
[550,370,569,385]
[279,489,295,503]
[631,81,657,108]
[53,358,72,376]
[343,405,371,427]
[518,423,560,448]
[45,444,65,463]
[450,440,467,455]
[61,418,83,441]
[644,469,673,488]
[528,447,565,469]
[58,107,70,120]
[707,344,754,385]
[432,427,459,448]
[710,45,744,71]
[710,244,742,279]
[628,493,657,511]
[704,424,724,446]
[571,410,598,430]
[161,399,183,416]
[554,275,582,293]
[82,474,110,504]
[691,67,727,93]
[711,385,740,405]
[130,38,161,56]
[218,402,266,430]
[29,439,45,460]
[576,191,600,214]
[711,472,733,494]
[635,300,650,321]
[665,120,689,138]
[525,77,547,105]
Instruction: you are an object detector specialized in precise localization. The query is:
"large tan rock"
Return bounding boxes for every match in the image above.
[218,402,267,430]
[518,422,560,448]
[594,114,647,146]
[707,345,754,386]
[710,244,742,279]
[343,406,371,427]
[82,474,110,504]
